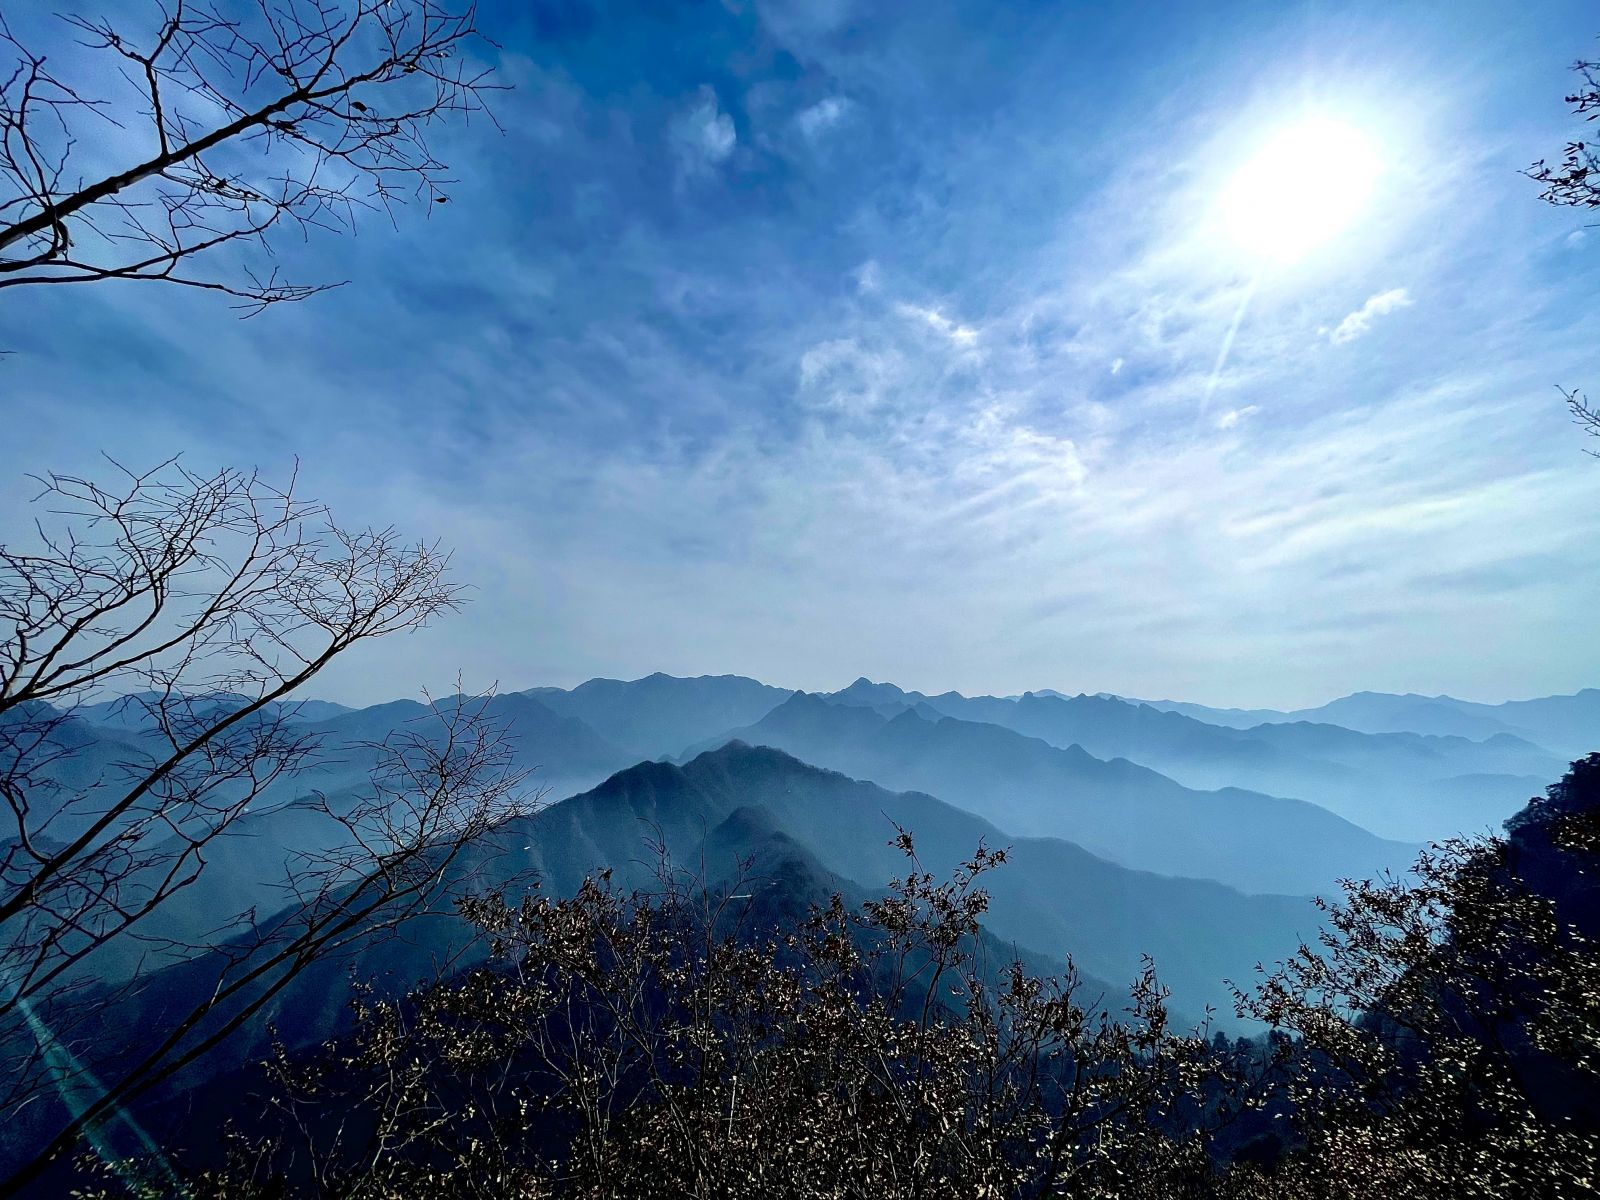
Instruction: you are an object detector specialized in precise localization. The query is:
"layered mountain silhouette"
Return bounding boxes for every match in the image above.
[1136,688,1600,760]
[15,669,1593,1191]
[820,680,1561,841]
[523,672,794,759]
[4,692,637,984]
[6,752,1150,1188]
[25,671,1590,1007]
[70,691,353,732]
[688,692,1414,894]
[291,689,635,799]
[58,741,1306,1079]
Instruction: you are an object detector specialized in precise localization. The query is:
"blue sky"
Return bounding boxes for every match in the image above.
[4,0,1600,708]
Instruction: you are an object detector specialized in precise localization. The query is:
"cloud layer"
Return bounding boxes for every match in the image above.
[3,0,1599,709]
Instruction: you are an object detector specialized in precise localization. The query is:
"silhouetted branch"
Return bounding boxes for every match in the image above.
[1527,58,1600,211]
[0,459,530,1191]
[0,2,501,313]
[1561,386,1600,456]
[1530,51,1600,454]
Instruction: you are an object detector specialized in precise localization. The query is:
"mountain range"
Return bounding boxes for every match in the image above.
[10,668,1594,1184]
[684,691,1415,894]
[1132,688,1600,759]
[817,679,1563,841]
[18,670,1594,1025]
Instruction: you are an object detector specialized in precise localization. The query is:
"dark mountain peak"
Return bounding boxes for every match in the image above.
[525,673,794,760]
[683,739,820,778]
[617,670,790,691]
[831,677,911,703]
[475,690,565,717]
[1,698,60,724]
[672,694,878,762]
[1485,732,1545,751]
[695,807,850,926]
[762,690,886,731]
[1019,689,1102,709]
[305,696,431,732]
[883,705,935,730]
[707,803,789,847]
[679,741,881,804]
[589,755,690,799]
[699,804,836,880]
[774,690,828,710]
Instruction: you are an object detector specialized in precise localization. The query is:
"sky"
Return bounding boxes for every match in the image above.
[3,0,1600,710]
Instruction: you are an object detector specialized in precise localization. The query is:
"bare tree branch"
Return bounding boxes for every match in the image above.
[0,459,531,1190]
[1527,57,1600,212]
[0,2,501,314]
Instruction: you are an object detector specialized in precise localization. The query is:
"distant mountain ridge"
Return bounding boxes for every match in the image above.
[524,672,794,758]
[17,672,1590,1188]
[56,672,1592,849]
[71,690,353,731]
[688,691,1415,895]
[9,691,639,985]
[57,739,1286,1100]
[27,666,1574,992]
[818,680,1562,841]
[64,733,1291,1032]
[1133,688,1600,759]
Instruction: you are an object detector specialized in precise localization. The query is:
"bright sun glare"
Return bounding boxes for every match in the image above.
[1220,116,1383,264]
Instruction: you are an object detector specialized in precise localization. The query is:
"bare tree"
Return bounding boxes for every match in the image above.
[1529,51,1600,449]
[1528,56,1600,212]
[1558,386,1600,457]
[0,1,498,314]
[0,459,528,1192]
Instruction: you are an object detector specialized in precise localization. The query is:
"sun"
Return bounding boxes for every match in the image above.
[1219,116,1383,264]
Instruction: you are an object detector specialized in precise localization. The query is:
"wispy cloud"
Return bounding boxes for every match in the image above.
[895,302,980,346]
[1328,288,1413,345]
[798,338,902,414]
[796,96,853,141]
[670,85,736,176]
